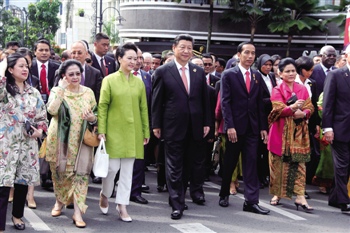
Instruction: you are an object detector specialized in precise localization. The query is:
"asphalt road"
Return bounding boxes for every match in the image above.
[4,167,350,233]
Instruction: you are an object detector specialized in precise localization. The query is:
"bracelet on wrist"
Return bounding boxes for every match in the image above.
[89,117,97,125]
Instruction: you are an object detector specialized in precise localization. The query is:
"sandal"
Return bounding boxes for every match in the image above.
[270,197,281,206]
[230,181,237,195]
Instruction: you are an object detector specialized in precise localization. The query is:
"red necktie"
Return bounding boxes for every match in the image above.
[181,67,189,93]
[245,70,251,93]
[40,64,49,95]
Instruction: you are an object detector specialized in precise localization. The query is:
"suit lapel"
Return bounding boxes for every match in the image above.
[234,66,247,93]
[169,61,188,95]
[188,63,197,95]
[342,67,350,89]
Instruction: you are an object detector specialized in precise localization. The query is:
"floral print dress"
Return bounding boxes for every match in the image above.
[46,86,96,213]
[0,76,48,187]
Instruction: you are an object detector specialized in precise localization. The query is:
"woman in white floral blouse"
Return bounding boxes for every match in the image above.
[0,54,48,232]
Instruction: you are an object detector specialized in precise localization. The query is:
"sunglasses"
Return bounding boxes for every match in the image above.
[203,63,213,67]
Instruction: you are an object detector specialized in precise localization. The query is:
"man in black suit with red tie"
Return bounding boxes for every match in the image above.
[91,33,117,78]
[152,34,210,220]
[322,46,350,213]
[218,42,270,215]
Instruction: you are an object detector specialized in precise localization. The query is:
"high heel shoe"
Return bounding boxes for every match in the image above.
[12,217,25,230]
[116,205,132,222]
[72,215,86,228]
[51,204,63,217]
[99,191,109,215]
[294,202,314,212]
[26,199,37,209]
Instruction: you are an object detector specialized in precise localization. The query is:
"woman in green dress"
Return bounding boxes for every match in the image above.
[98,43,150,222]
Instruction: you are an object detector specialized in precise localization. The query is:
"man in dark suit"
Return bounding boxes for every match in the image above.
[198,54,219,180]
[31,38,60,190]
[310,45,337,99]
[322,47,350,213]
[152,34,210,220]
[91,33,117,78]
[31,39,60,104]
[130,47,152,205]
[70,41,102,103]
[218,42,269,215]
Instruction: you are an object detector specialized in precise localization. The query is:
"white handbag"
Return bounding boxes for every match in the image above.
[93,139,109,178]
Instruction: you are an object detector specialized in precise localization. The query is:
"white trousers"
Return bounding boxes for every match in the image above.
[101,158,135,205]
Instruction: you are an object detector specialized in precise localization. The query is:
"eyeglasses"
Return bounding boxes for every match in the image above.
[323,54,336,58]
[203,63,213,67]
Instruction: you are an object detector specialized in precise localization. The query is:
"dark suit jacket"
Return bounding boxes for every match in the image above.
[139,69,152,128]
[53,64,102,104]
[152,61,211,141]
[220,66,267,135]
[308,78,320,133]
[260,73,277,117]
[91,53,117,77]
[310,64,335,98]
[208,74,220,89]
[207,85,216,140]
[27,74,41,92]
[31,59,60,91]
[322,66,350,142]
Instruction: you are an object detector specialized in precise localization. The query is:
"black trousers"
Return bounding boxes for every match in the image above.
[257,140,269,183]
[219,132,260,204]
[130,159,145,197]
[164,133,205,212]
[157,140,166,187]
[329,140,350,205]
[0,184,28,231]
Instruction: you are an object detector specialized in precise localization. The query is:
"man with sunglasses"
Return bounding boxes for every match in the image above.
[202,53,220,88]
[310,45,337,99]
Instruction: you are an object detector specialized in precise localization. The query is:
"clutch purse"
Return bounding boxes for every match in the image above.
[83,126,99,147]
[286,94,303,125]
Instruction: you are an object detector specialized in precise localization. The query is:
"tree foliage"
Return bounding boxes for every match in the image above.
[266,0,322,56]
[222,0,268,42]
[0,10,22,48]
[27,0,61,48]
[102,17,120,45]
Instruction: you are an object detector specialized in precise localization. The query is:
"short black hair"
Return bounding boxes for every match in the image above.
[152,54,162,60]
[295,56,314,75]
[34,38,51,51]
[95,33,110,42]
[217,58,226,68]
[115,42,138,65]
[237,42,254,53]
[271,54,282,65]
[58,59,83,79]
[6,41,20,49]
[201,53,213,61]
[173,34,194,46]
[16,47,34,61]
[278,57,296,72]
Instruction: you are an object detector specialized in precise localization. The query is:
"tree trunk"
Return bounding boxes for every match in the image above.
[286,34,292,57]
[250,25,256,43]
[206,1,214,53]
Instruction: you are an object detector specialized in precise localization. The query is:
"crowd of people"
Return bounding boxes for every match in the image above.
[0,33,349,232]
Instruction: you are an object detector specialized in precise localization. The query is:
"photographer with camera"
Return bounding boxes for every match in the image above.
[0,54,48,232]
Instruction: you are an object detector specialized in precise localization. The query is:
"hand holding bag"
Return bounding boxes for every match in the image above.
[83,126,99,147]
[93,139,109,178]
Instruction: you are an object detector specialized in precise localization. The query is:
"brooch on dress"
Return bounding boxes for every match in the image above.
[193,68,197,72]
[253,74,258,84]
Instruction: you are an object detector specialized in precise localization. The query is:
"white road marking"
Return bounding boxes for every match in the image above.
[171,223,216,233]
[24,207,52,231]
[205,181,307,221]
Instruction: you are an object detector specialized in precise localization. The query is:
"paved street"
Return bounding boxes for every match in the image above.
[5,167,349,233]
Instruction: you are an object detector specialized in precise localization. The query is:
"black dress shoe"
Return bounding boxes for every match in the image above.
[157,185,167,192]
[304,191,311,199]
[219,196,229,207]
[141,185,150,192]
[12,217,25,230]
[243,202,270,215]
[184,204,188,210]
[92,177,102,184]
[340,204,350,212]
[171,210,183,220]
[328,202,340,208]
[193,196,205,205]
[130,195,148,204]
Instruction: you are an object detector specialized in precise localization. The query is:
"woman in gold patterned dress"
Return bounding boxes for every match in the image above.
[45,60,97,228]
[267,58,314,212]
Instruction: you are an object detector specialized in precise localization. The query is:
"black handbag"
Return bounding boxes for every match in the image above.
[286,94,303,125]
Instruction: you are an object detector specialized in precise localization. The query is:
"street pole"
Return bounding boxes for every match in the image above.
[99,0,102,32]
